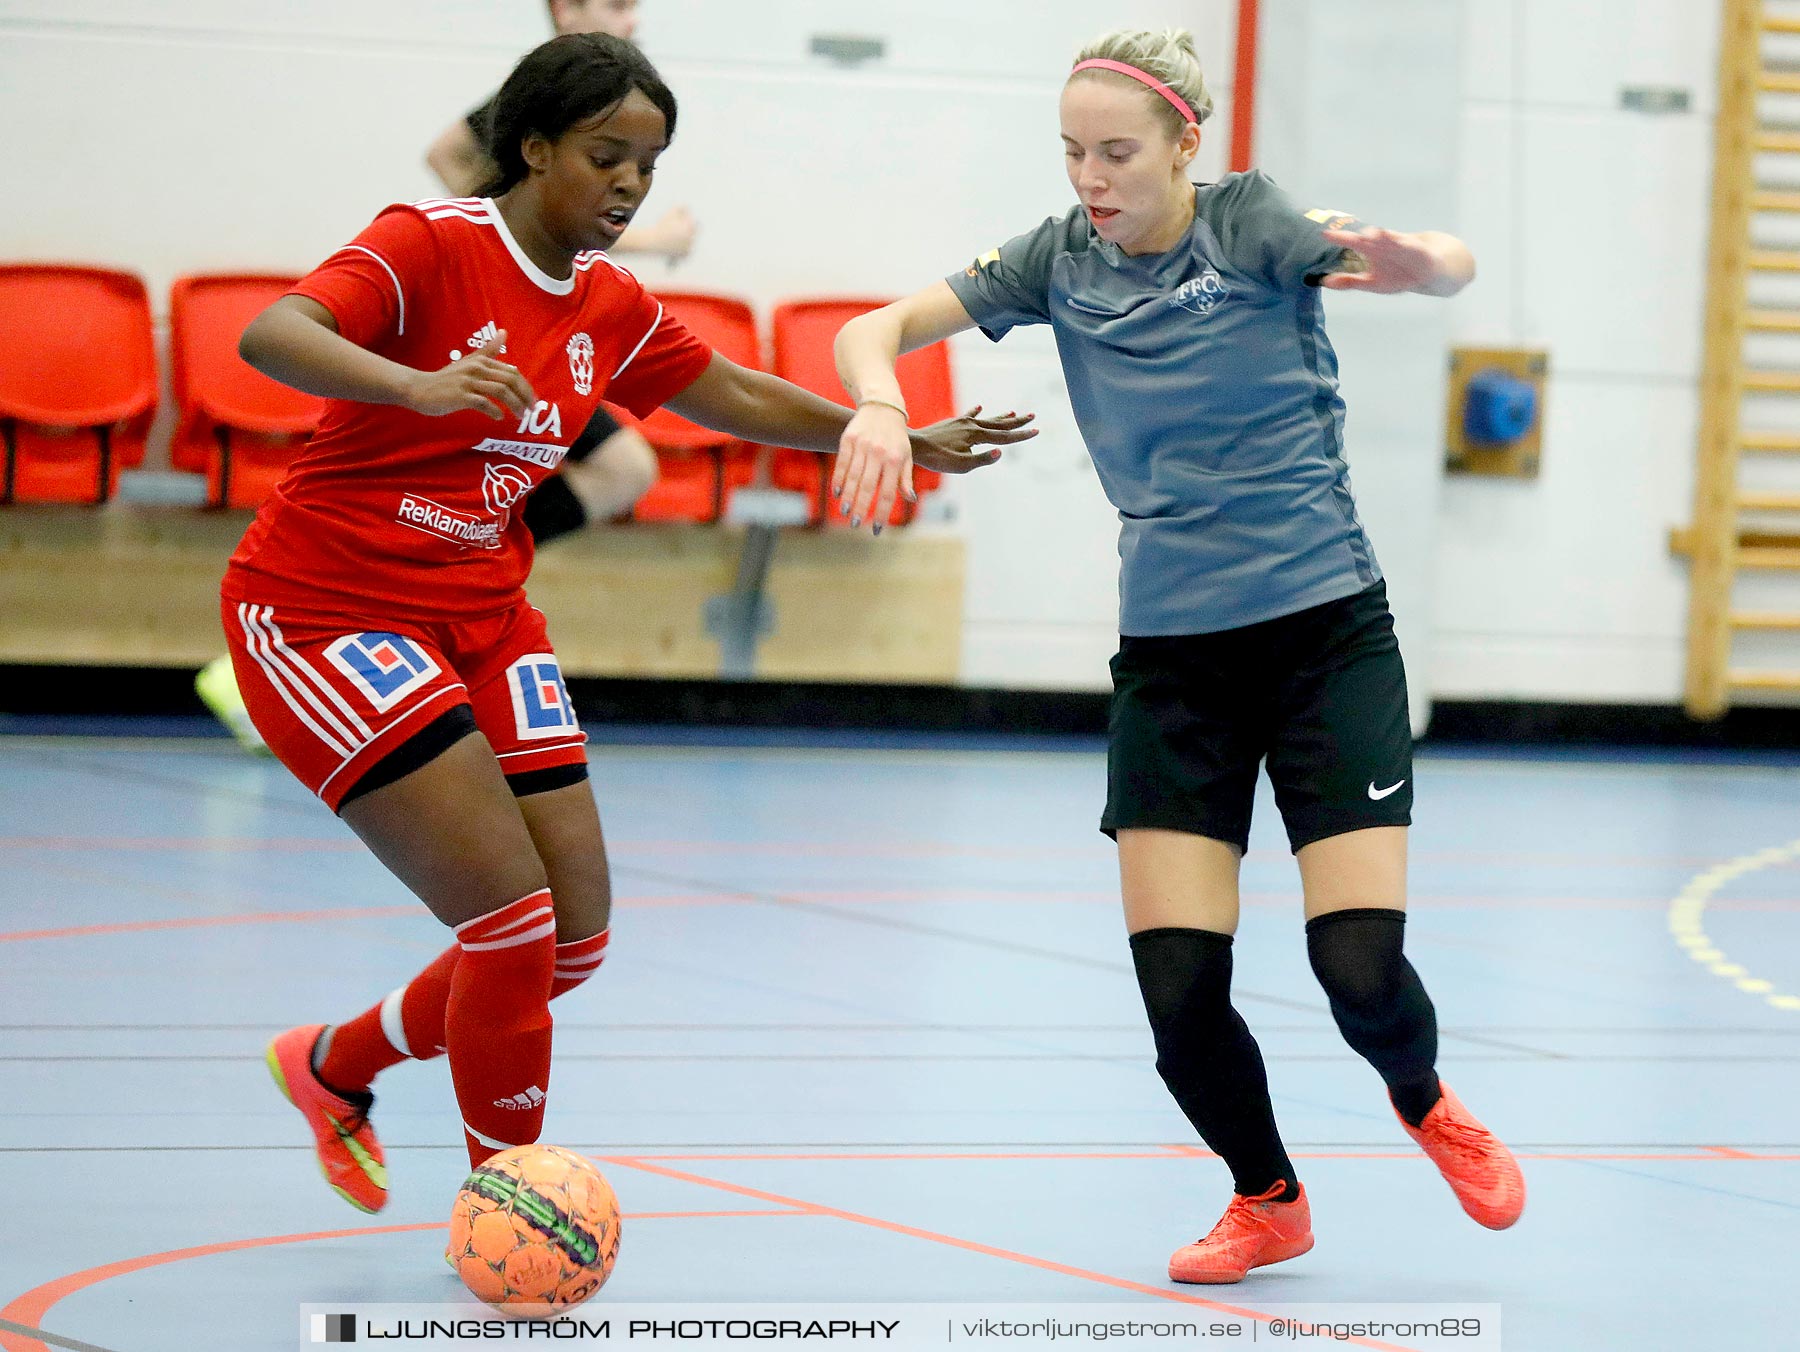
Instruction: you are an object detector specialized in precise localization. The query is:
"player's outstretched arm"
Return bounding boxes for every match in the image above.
[426,119,492,197]
[831,282,988,529]
[614,205,697,261]
[662,349,1033,531]
[1320,228,1475,297]
[239,297,535,420]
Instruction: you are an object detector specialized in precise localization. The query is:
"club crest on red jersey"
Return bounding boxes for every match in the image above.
[567,332,595,396]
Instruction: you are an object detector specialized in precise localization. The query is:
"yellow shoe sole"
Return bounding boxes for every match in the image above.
[266,1038,381,1215]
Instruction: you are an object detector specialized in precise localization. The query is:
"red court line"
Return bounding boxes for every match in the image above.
[1,1152,1783,1352]
[627,1150,1209,1163]
[621,840,1800,870]
[7,833,1776,870]
[0,898,750,943]
[596,1156,1422,1352]
[0,1223,442,1352]
[631,1209,815,1219]
[0,837,360,853]
[17,887,1787,944]
[625,889,1115,908]
[0,1210,808,1352]
[613,1146,1799,1164]
[0,906,420,944]
[1308,1150,1799,1162]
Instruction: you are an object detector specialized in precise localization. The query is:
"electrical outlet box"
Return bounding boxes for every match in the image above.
[1446,346,1548,478]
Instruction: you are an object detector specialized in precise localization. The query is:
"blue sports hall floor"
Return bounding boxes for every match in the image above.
[0,725,1794,1351]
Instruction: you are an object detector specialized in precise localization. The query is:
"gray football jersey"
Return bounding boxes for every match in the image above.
[946,171,1381,636]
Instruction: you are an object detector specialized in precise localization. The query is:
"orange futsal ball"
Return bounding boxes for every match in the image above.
[446,1144,622,1317]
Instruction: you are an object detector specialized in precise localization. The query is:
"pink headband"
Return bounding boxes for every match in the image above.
[1069,58,1197,125]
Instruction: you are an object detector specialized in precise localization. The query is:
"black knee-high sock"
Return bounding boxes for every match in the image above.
[1305,908,1441,1125]
[1129,927,1299,1201]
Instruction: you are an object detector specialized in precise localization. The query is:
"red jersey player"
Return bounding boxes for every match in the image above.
[233,32,1034,1212]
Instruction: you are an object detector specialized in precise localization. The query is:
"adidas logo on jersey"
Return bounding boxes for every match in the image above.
[493,1085,546,1111]
[449,321,505,363]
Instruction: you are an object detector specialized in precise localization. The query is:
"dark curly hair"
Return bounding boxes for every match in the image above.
[477,32,678,196]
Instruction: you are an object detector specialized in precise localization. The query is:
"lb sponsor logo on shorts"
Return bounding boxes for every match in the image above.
[508,652,580,740]
[395,493,503,549]
[324,631,441,713]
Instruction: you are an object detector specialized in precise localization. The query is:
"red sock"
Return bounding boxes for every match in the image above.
[316,946,459,1093]
[316,929,609,1094]
[447,890,557,1168]
[552,928,609,997]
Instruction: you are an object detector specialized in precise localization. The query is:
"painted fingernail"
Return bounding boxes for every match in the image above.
[872,524,883,536]
[851,516,861,527]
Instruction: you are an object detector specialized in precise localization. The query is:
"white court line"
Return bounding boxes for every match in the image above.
[1668,836,1800,1014]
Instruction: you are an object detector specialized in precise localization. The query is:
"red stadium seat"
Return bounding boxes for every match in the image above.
[0,264,158,504]
[633,291,762,523]
[767,298,957,527]
[169,274,326,509]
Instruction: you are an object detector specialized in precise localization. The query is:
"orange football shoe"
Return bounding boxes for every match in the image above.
[1395,1081,1524,1230]
[1168,1182,1314,1284]
[266,1024,388,1213]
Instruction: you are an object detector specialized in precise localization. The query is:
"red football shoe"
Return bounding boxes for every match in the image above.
[1168,1182,1314,1284]
[266,1024,389,1213]
[1395,1081,1525,1230]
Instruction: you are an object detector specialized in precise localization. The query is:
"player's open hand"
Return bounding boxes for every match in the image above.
[835,404,1035,533]
[912,406,1037,475]
[403,329,536,420]
[833,402,914,532]
[1319,228,1437,294]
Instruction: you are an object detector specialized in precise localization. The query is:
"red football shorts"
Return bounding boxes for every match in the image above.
[222,595,588,812]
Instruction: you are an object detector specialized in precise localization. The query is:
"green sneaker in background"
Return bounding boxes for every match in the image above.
[195,654,269,753]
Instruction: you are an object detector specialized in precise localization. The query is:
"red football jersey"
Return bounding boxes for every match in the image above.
[224,197,713,619]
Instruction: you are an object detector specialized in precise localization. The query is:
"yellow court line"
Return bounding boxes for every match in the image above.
[1668,837,1800,1012]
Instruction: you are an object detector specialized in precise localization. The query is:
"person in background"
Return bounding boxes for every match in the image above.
[197,1,694,748]
[428,0,699,539]
[429,0,697,266]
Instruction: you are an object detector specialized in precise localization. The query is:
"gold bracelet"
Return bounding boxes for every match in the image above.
[857,397,909,421]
